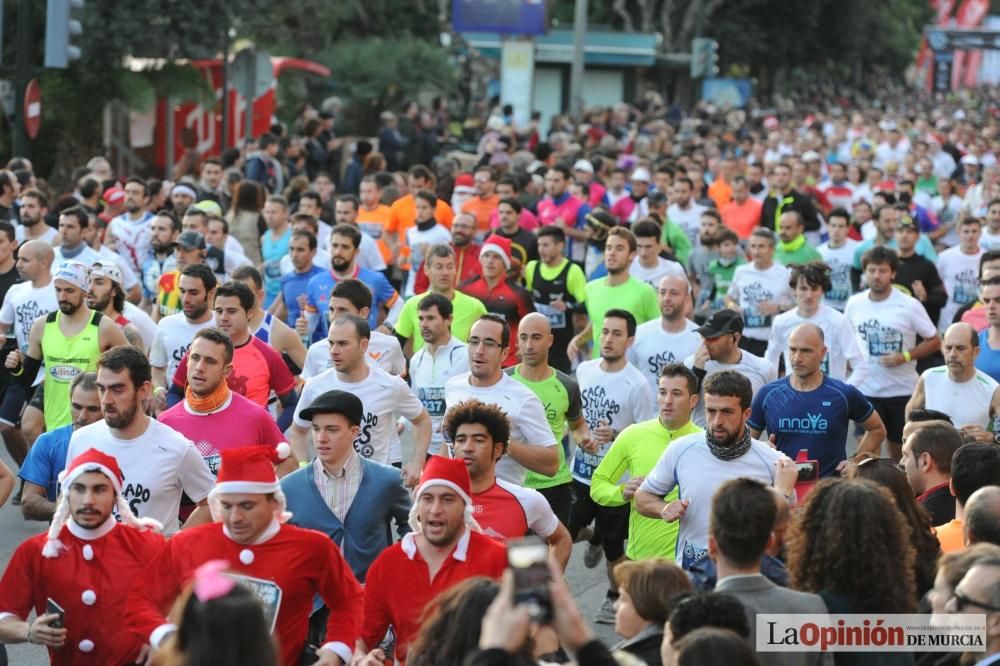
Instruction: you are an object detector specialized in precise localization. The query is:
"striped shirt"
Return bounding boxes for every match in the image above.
[313,453,363,523]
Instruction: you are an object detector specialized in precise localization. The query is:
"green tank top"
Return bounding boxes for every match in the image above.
[41,310,102,429]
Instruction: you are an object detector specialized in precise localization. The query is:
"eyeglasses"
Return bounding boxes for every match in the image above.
[467,336,502,350]
[950,590,1000,613]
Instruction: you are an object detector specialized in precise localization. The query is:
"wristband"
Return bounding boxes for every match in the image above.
[10,365,22,377]
[902,350,912,362]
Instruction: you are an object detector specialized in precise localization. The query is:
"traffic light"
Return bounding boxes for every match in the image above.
[44,0,85,69]
[690,37,719,79]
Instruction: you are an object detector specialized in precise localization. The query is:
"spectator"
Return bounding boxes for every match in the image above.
[965,486,1000,547]
[936,442,1000,553]
[850,457,942,599]
[671,627,761,666]
[900,421,965,526]
[944,557,1000,665]
[926,542,1000,616]
[611,559,692,666]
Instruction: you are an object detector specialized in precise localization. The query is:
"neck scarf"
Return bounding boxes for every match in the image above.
[60,242,87,259]
[185,380,230,413]
[416,218,437,232]
[777,233,806,255]
[706,425,752,461]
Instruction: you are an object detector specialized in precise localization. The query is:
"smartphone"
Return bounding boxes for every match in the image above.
[46,598,65,629]
[795,460,819,484]
[507,536,552,624]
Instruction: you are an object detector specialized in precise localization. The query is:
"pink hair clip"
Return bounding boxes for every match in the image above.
[193,559,236,603]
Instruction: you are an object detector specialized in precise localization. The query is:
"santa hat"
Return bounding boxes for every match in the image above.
[407,455,482,534]
[454,173,476,194]
[208,445,293,523]
[480,234,513,269]
[43,448,163,558]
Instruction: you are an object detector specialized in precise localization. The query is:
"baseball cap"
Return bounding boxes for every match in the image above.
[193,199,223,216]
[631,167,651,182]
[174,230,206,250]
[103,187,125,206]
[961,154,980,167]
[298,389,364,425]
[90,260,123,287]
[696,310,745,338]
[573,159,594,174]
[897,214,919,232]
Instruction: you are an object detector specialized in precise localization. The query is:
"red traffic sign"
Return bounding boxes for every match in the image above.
[24,79,41,139]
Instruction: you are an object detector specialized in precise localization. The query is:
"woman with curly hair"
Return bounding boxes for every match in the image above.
[849,457,941,599]
[787,478,917,665]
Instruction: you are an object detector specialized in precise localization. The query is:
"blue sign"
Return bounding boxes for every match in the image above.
[701,77,753,108]
[452,0,547,36]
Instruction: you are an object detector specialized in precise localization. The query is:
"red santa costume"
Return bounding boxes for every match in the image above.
[126,444,363,666]
[0,448,165,665]
[362,456,508,663]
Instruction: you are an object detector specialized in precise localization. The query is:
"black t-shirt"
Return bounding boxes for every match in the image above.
[496,227,539,265]
[0,264,19,309]
[896,253,946,325]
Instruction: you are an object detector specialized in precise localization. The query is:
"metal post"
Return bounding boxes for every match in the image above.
[244,52,255,148]
[568,0,588,121]
[12,0,32,158]
[220,27,231,153]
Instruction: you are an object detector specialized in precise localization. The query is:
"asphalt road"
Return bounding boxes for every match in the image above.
[0,445,618,666]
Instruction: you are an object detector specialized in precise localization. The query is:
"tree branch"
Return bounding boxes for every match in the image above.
[613,0,635,32]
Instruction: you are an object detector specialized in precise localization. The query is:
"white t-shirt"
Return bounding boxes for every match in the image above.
[14,224,57,244]
[122,302,157,350]
[628,318,702,392]
[765,304,867,387]
[65,418,215,536]
[937,246,984,332]
[410,337,469,454]
[300,331,405,379]
[445,373,558,486]
[404,224,452,297]
[817,240,858,311]
[294,365,424,464]
[571,359,656,484]
[149,314,217,382]
[684,350,777,427]
[0,280,57,353]
[922,367,998,430]
[727,262,793,341]
[629,257,688,289]
[53,244,102,268]
[640,432,780,564]
[981,228,1000,252]
[667,202,708,247]
[107,212,155,274]
[844,288,938,397]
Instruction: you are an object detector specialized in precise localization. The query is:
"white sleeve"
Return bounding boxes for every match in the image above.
[359,235,387,272]
[632,379,657,423]
[521,486,559,538]
[639,442,679,496]
[841,318,869,388]
[764,323,782,370]
[395,378,425,421]
[293,379,318,428]
[117,257,140,291]
[0,288,14,325]
[387,340,406,376]
[177,441,215,503]
[911,297,939,339]
[764,358,778,383]
[225,251,252,274]
[515,393,558,447]
[301,345,323,381]
[149,329,168,368]
[384,295,404,327]
[726,273,740,301]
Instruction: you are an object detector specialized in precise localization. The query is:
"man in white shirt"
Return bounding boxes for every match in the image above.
[65,346,215,534]
[938,217,985,332]
[445,314,559,485]
[725,227,792,357]
[629,274,701,391]
[981,199,1000,252]
[635,370,794,568]
[629,219,686,288]
[766,262,867,387]
[845,245,942,459]
[409,294,468,456]
[107,177,156,274]
[301,278,405,379]
[907,322,1000,441]
[149,264,218,404]
[817,208,858,311]
[667,176,707,248]
[292,314,430,485]
[54,207,101,267]
[15,190,56,244]
[685,310,777,428]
